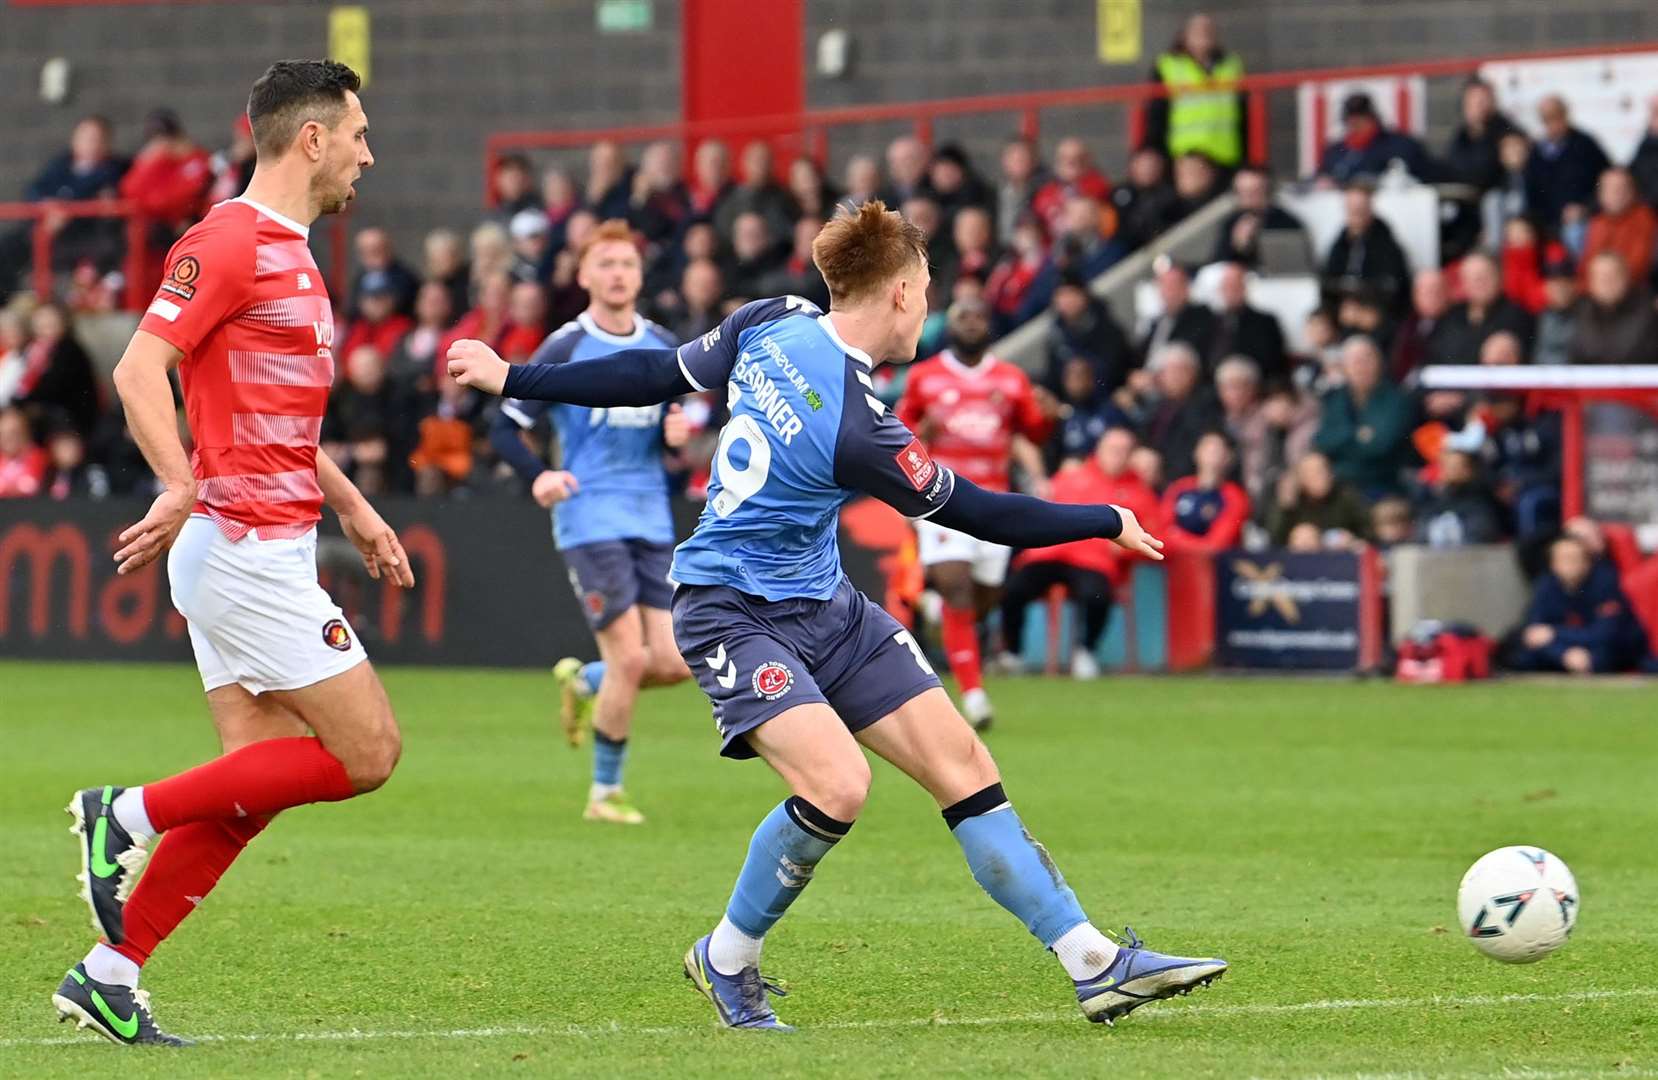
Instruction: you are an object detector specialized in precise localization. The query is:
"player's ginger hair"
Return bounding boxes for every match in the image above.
[811,201,928,306]
[578,219,643,263]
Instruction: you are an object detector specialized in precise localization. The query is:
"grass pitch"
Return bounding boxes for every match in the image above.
[3,661,1655,1078]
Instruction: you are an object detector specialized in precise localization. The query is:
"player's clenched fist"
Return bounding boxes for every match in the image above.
[447,338,510,396]
[530,469,580,508]
[1109,504,1165,561]
[663,403,691,449]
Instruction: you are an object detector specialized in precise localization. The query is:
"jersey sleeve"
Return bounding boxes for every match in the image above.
[500,328,579,430]
[674,295,818,393]
[834,387,957,520]
[136,220,254,356]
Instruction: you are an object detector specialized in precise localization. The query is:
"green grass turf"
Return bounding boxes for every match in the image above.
[2,661,1656,1079]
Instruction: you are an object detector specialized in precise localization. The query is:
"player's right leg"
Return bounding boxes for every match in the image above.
[995,560,1067,674]
[920,521,992,729]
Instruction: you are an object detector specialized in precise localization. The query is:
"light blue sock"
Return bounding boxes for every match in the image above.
[724,797,853,937]
[946,784,1086,947]
[592,731,627,787]
[579,661,606,697]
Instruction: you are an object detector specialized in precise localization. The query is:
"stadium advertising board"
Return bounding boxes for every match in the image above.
[1214,550,1382,670]
[0,499,885,667]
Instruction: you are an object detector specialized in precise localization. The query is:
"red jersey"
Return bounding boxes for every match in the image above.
[1015,461,1161,581]
[896,352,1050,492]
[138,197,333,541]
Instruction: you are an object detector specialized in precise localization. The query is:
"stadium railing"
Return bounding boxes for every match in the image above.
[481,40,1658,206]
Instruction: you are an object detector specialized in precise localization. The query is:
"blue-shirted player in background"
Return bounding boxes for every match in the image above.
[488,220,692,825]
[450,202,1226,1029]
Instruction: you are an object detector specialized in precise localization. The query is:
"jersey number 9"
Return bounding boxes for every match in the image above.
[710,414,772,517]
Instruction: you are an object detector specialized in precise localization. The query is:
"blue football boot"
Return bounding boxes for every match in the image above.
[1074,927,1228,1025]
[683,934,793,1031]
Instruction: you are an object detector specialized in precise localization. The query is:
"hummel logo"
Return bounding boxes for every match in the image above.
[704,643,737,689]
[297,272,312,290]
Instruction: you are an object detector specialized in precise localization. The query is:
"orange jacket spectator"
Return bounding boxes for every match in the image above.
[1579,169,1658,289]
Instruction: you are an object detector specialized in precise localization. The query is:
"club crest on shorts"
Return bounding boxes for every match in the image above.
[321,619,353,652]
[584,591,607,619]
[752,660,794,701]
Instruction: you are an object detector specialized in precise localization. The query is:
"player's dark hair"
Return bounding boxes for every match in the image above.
[247,60,362,159]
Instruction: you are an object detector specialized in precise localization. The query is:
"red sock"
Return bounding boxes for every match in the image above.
[941,606,984,693]
[112,815,271,967]
[142,737,355,833]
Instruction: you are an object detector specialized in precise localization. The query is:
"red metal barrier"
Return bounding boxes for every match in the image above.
[485,38,1658,205]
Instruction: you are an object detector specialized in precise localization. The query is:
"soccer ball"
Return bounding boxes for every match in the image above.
[1456,846,1579,963]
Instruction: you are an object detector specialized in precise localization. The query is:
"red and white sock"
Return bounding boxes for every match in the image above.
[940,606,985,694]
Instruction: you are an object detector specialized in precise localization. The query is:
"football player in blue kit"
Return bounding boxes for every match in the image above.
[488,220,692,825]
[449,202,1226,1029]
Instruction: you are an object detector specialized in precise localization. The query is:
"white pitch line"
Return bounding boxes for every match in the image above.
[6,986,1655,1050]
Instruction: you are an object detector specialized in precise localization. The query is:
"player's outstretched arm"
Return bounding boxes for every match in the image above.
[447,338,692,405]
[110,330,196,575]
[316,449,415,587]
[929,474,1165,560]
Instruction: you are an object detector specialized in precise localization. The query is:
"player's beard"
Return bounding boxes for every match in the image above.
[313,171,354,216]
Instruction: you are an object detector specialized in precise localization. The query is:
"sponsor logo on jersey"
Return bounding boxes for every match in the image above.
[160,254,200,301]
[297,272,313,290]
[321,618,353,652]
[895,437,937,490]
[732,353,805,445]
[699,327,721,351]
[759,335,818,404]
[804,388,823,411]
[752,660,795,700]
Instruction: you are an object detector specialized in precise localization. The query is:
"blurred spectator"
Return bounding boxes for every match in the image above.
[1170,151,1224,222]
[842,154,882,209]
[1525,96,1610,242]
[1138,258,1216,366]
[759,217,830,309]
[489,153,541,219]
[2,116,127,295]
[323,346,411,496]
[1145,12,1247,170]
[469,221,513,292]
[1533,253,1578,366]
[882,135,929,207]
[1481,130,1533,253]
[1129,444,1164,492]
[1370,496,1414,548]
[999,426,1160,677]
[349,227,419,319]
[409,378,480,496]
[43,419,108,500]
[1044,272,1133,396]
[0,405,46,498]
[1579,168,1657,288]
[424,227,470,316]
[1413,447,1505,547]
[1316,92,1432,184]
[1335,286,1396,356]
[664,257,725,342]
[0,308,29,405]
[508,209,552,283]
[787,157,836,222]
[340,272,413,362]
[1322,182,1409,310]
[1111,147,1180,250]
[1216,356,1317,501]
[728,211,782,299]
[1499,216,1557,315]
[947,205,997,285]
[1208,262,1287,382]
[1569,251,1658,365]
[119,109,212,286]
[15,302,99,437]
[388,281,455,396]
[1032,137,1111,236]
[996,138,1044,246]
[1631,96,1658,207]
[1048,354,1132,469]
[586,140,633,221]
[1478,329,1524,367]
[1507,536,1648,674]
[440,270,512,378]
[206,113,256,205]
[1312,335,1412,498]
[498,281,549,362]
[1479,391,1561,541]
[716,140,796,241]
[1161,431,1251,552]
[541,167,583,253]
[1299,306,1344,383]
[922,143,991,221]
[1434,251,1534,363]
[986,216,1046,330]
[1391,268,1451,382]
[545,209,598,324]
[689,139,735,218]
[1121,341,1223,480]
[1266,451,1369,550]
[1017,194,1123,323]
[1440,78,1517,260]
[1211,166,1305,268]
[629,142,691,246]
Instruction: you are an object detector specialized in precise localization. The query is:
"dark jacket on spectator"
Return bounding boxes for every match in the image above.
[1312,378,1414,495]
[1208,303,1287,383]
[1512,562,1649,672]
[25,152,128,202]
[1568,289,1658,365]
[1111,182,1181,250]
[1210,205,1306,268]
[1138,302,1218,369]
[1317,129,1433,184]
[1266,483,1370,545]
[1632,131,1658,209]
[1524,128,1611,228]
[1413,480,1506,547]
[1322,218,1410,310]
[1138,388,1224,482]
[1431,298,1535,365]
[1046,296,1135,396]
[1442,114,1518,193]
[1050,393,1133,469]
[1391,310,1454,382]
[19,335,100,438]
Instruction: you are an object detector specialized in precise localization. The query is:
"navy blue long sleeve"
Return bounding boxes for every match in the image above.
[488,407,549,486]
[929,473,1122,547]
[501,346,691,406]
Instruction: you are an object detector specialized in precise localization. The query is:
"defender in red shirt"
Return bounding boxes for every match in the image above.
[896,296,1052,729]
[53,62,409,1047]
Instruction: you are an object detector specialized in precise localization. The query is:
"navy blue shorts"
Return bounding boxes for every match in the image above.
[561,539,675,631]
[671,578,944,759]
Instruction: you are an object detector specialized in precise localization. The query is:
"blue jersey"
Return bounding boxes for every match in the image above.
[671,296,956,601]
[501,313,680,550]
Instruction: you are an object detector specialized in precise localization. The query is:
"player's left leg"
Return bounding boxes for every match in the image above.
[855,688,1227,1024]
[931,559,992,729]
[585,608,651,823]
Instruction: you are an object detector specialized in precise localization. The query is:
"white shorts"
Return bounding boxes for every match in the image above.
[914,519,1011,587]
[168,515,368,695]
